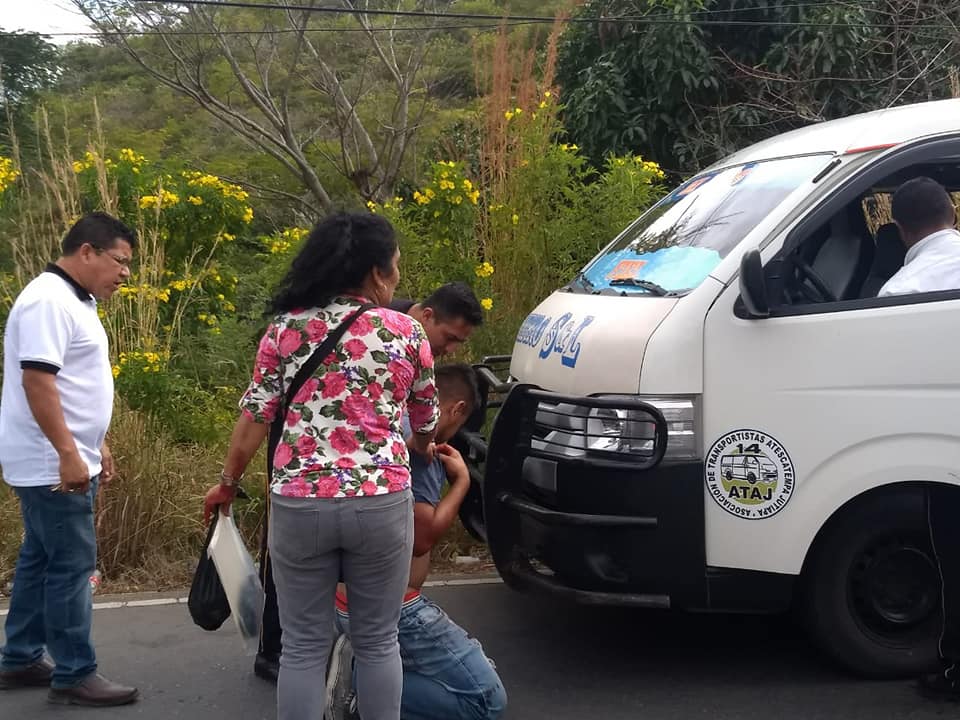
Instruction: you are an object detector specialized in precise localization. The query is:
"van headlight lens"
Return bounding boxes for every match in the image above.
[532,396,699,464]
[586,397,698,462]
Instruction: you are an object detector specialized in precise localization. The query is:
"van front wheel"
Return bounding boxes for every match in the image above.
[802,488,941,678]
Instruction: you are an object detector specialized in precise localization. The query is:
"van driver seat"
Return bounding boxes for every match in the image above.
[860,223,907,297]
[806,208,874,301]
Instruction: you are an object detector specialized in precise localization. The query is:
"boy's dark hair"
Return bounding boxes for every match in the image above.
[892,177,956,236]
[422,282,484,327]
[435,363,481,413]
[62,212,138,255]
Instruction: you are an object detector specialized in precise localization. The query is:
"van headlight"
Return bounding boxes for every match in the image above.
[586,397,698,462]
[532,396,699,463]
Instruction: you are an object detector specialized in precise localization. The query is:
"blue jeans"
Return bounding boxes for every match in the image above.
[337,594,507,720]
[1,478,99,688]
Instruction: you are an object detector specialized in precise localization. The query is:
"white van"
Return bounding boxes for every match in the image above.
[458,98,960,678]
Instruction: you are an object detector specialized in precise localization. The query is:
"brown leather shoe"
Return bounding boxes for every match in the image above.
[48,673,139,707]
[0,657,54,689]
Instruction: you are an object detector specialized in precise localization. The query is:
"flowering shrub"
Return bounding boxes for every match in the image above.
[368,89,666,350]
[0,157,20,208]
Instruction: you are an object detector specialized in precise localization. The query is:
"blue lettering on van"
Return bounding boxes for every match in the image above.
[516,313,551,348]
[561,315,594,368]
[516,312,595,368]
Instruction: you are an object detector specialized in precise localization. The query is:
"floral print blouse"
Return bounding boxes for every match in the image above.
[240,296,439,498]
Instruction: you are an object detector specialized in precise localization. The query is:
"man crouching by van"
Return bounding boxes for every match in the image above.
[327,364,507,720]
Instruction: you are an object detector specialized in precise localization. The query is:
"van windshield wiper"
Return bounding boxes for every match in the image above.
[572,272,595,292]
[608,278,672,296]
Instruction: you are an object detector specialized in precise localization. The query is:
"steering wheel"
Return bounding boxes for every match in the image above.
[787,254,837,304]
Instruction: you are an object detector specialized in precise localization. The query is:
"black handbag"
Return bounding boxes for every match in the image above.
[187,510,232,631]
[266,304,375,478]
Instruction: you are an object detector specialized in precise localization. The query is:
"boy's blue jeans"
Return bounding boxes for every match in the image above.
[336,594,507,720]
[1,478,99,688]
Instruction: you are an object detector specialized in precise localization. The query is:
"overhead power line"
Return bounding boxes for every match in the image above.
[2,0,957,37]
[0,20,542,37]
[127,0,960,30]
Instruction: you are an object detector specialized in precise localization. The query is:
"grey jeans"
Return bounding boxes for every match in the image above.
[268,489,413,720]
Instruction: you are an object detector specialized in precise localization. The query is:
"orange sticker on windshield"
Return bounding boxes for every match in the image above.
[607,260,647,281]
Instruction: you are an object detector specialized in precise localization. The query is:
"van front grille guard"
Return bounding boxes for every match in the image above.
[483,383,670,604]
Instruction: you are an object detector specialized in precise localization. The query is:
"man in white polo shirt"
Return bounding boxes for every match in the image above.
[0,213,139,707]
[878,176,960,297]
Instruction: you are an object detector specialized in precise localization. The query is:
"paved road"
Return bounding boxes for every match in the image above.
[0,580,953,719]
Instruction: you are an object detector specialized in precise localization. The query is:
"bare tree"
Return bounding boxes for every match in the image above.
[74,0,451,213]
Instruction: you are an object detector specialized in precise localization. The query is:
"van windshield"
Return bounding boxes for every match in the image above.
[574,154,832,295]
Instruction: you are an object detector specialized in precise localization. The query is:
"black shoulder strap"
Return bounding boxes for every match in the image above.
[267,303,376,479]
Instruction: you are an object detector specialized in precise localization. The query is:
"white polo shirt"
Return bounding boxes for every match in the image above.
[878,228,960,297]
[0,266,113,487]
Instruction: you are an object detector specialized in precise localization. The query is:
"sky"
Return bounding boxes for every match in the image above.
[1,0,96,44]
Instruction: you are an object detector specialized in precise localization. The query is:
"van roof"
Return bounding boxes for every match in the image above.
[704,98,960,172]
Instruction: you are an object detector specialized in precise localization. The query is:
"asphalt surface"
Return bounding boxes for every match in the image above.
[0,580,955,719]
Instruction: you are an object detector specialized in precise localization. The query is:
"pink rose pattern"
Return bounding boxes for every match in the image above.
[239,297,438,498]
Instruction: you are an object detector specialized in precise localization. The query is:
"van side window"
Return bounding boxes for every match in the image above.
[764,164,960,313]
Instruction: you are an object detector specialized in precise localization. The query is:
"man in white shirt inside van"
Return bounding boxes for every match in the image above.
[879,176,960,297]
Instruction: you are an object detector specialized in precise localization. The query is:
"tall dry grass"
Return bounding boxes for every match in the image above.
[0,104,260,590]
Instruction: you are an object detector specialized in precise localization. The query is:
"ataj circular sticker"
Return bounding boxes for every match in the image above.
[705,430,795,520]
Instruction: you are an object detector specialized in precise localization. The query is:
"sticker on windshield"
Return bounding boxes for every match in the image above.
[606,259,647,281]
[705,429,795,520]
[668,170,719,201]
[729,163,756,186]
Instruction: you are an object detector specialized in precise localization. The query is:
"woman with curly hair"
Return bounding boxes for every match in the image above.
[205,212,438,720]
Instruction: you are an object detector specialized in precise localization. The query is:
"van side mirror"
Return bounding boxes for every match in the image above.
[739,249,770,319]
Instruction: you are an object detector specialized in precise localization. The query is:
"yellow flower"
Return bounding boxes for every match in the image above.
[452,195,463,205]
[188,195,204,205]
[480,298,493,311]
[197,313,207,322]
[504,110,514,121]
[367,200,377,212]
[170,280,188,291]
[544,90,552,98]
[474,262,495,278]
[242,206,254,224]
[469,190,480,205]
[112,365,121,378]
[539,101,547,109]
[139,195,158,209]
[462,179,473,191]
[219,232,236,242]
[118,148,146,165]
[72,160,85,174]
[413,190,429,206]
[511,213,519,225]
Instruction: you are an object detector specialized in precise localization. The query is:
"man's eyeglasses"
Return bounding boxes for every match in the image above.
[92,247,132,268]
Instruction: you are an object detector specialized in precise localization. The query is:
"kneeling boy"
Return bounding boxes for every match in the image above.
[328,364,506,720]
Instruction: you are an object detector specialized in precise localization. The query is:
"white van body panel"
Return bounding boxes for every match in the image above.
[508,292,677,396]
[702,279,960,574]
[635,276,722,397]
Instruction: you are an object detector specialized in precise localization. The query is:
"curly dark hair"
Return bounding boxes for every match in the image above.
[267,212,397,314]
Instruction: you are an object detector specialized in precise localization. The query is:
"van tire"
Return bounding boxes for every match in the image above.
[801,487,941,678]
